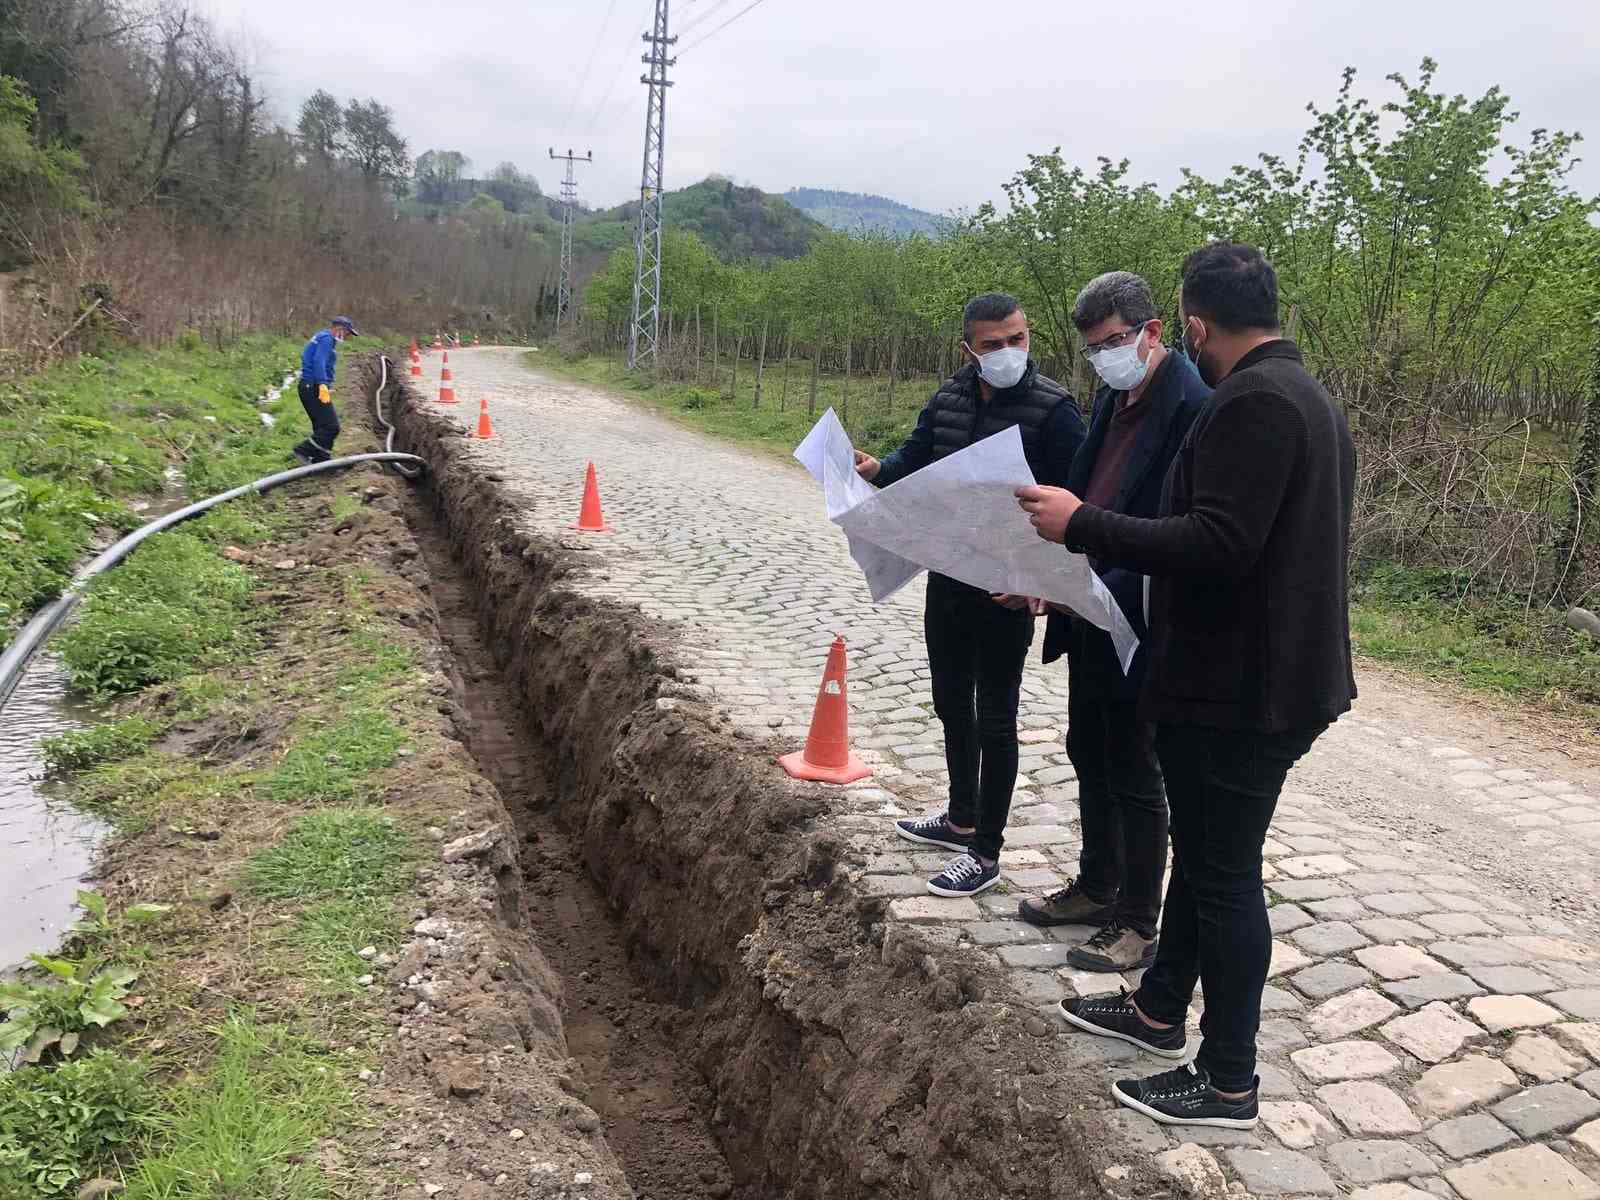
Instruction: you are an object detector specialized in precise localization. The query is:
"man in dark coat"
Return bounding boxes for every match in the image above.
[1017,243,1356,1130]
[854,293,1086,899]
[1018,272,1210,975]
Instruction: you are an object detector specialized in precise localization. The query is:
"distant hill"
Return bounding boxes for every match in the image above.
[785,187,943,237]
[575,177,826,262]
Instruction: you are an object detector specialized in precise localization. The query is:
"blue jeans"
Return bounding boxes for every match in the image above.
[1133,722,1327,1092]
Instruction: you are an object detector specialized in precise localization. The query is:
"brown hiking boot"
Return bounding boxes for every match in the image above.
[1068,923,1158,973]
[1017,878,1116,928]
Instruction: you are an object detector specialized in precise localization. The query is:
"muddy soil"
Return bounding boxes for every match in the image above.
[375,358,1129,1200]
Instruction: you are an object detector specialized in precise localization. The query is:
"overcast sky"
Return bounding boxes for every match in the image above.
[213,0,1600,216]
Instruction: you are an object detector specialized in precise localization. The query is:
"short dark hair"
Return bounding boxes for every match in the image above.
[1072,271,1157,332]
[963,292,1022,343]
[1180,242,1280,332]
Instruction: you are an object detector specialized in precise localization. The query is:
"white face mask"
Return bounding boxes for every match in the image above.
[1089,324,1151,392]
[974,345,1028,390]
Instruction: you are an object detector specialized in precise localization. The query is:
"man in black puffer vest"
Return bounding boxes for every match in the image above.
[854,293,1086,898]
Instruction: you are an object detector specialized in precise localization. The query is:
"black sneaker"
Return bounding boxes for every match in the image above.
[895,811,973,853]
[927,853,1000,897]
[1018,877,1117,927]
[290,445,314,465]
[1112,1063,1259,1129]
[1058,988,1187,1059]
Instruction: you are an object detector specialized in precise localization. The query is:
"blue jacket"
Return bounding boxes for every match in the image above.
[301,330,338,385]
[1042,351,1211,691]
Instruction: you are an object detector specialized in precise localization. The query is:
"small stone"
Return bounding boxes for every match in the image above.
[1466,993,1562,1032]
[1326,1139,1437,1184]
[1291,1040,1402,1082]
[1444,1144,1600,1200]
[1426,1112,1517,1160]
[508,1128,526,1140]
[358,1069,374,1082]
[1306,988,1401,1040]
[423,1187,442,1198]
[413,917,452,938]
[75,1181,125,1200]
[1224,1147,1337,1195]
[1156,1145,1228,1197]
[358,946,378,960]
[356,974,375,987]
[1490,1081,1600,1137]
[442,826,502,863]
[1259,1100,1338,1150]
[1504,1033,1586,1082]
[1354,944,1449,981]
[1412,1055,1520,1118]
[1378,1004,1481,1066]
[273,558,297,570]
[574,1172,593,1185]
[1316,1081,1421,1135]
[1024,1016,1050,1038]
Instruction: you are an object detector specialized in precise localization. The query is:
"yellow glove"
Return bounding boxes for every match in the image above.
[317,384,331,404]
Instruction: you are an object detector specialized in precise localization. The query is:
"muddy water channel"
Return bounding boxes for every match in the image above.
[0,656,106,970]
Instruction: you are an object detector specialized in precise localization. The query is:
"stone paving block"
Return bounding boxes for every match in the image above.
[1292,1040,1402,1082]
[1430,939,1521,969]
[1268,904,1315,935]
[1549,989,1600,1020]
[1355,944,1450,981]
[1343,872,1418,893]
[1002,868,1062,890]
[1292,921,1371,957]
[1419,912,1497,937]
[1553,1022,1600,1063]
[1507,934,1599,963]
[1327,1138,1438,1185]
[889,896,981,922]
[1306,896,1369,920]
[1451,771,1499,788]
[1099,1107,1169,1153]
[1003,824,1075,847]
[1260,984,1304,1013]
[1306,988,1402,1040]
[1381,972,1485,1009]
[1259,1100,1339,1149]
[1426,892,1489,913]
[1060,969,1121,998]
[1366,892,1435,916]
[1466,993,1563,1032]
[1578,1068,1600,1099]
[1426,1111,1517,1160]
[864,852,914,873]
[1154,1145,1227,1196]
[1009,971,1067,1005]
[996,943,1075,969]
[1257,1062,1300,1099]
[864,875,927,897]
[1224,1148,1337,1196]
[1505,1033,1586,1082]
[1412,1055,1521,1118]
[962,921,1043,946]
[1271,879,1350,903]
[1269,940,1314,977]
[1358,917,1435,942]
[1346,1187,1437,1200]
[1258,1018,1311,1055]
[1316,1080,1422,1134]
[1490,1081,1600,1137]
[1291,960,1375,1001]
[1463,963,1558,994]
[1445,1144,1600,1200]
[1575,1118,1600,1159]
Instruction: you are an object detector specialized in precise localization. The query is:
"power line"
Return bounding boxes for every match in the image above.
[558,0,622,138]
[678,0,771,53]
[582,0,656,135]
[677,0,738,36]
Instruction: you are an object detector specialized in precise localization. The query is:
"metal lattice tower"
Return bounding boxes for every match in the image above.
[627,0,674,370]
[549,148,591,328]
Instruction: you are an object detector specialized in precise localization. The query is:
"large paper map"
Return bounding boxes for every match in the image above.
[795,408,1138,671]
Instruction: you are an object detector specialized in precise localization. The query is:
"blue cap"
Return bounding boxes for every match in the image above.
[332,316,359,335]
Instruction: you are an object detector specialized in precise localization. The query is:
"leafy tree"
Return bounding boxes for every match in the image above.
[0,73,87,259]
[341,97,408,185]
[413,148,468,205]
[296,87,342,162]
[483,161,539,213]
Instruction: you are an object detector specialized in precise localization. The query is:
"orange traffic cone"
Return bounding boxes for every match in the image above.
[475,395,494,439]
[473,334,481,347]
[409,338,419,357]
[409,353,422,378]
[442,349,450,365]
[433,333,443,350]
[571,462,613,533]
[779,636,871,784]
[437,361,457,404]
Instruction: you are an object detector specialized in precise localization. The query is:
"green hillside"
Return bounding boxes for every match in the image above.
[785,187,943,237]
[574,176,825,261]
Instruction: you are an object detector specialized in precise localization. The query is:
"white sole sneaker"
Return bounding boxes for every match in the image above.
[1111,1083,1259,1129]
[926,872,1000,898]
[894,824,972,854]
[1058,1002,1189,1060]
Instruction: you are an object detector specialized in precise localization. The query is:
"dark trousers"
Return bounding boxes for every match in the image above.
[924,573,1034,861]
[1065,659,1168,938]
[296,379,341,461]
[1134,722,1327,1092]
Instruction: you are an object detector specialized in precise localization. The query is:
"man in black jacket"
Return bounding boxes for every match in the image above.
[1018,272,1210,975]
[855,293,1086,899]
[1017,244,1356,1130]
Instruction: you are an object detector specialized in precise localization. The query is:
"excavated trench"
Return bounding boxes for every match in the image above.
[372,359,1127,1200]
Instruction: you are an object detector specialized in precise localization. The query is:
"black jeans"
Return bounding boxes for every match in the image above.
[1133,722,1327,1093]
[296,379,341,461]
[1065,658,1168,938]
[924,572,1034,861]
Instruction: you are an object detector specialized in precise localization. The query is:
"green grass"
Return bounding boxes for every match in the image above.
[525,346,930,460]
[334,630,416,689]
[122,1014,364,1200]
[281,897,406,994]
[243,809,410,900]
[0,1051,156,1200]
[264,711,406,803]
[41,715,161,773]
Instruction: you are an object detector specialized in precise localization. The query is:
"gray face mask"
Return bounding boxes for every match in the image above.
[975,345,1028,389]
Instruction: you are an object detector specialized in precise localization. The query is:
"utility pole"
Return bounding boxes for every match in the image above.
[627,0,674,371]
[549,148,592,328]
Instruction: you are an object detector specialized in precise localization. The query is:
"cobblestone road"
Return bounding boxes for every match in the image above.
[425,348,1600,1199]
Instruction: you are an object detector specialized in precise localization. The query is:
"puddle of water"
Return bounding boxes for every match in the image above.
[0,661,108,971]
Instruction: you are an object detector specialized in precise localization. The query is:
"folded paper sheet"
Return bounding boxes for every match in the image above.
[795,408,1138,672]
